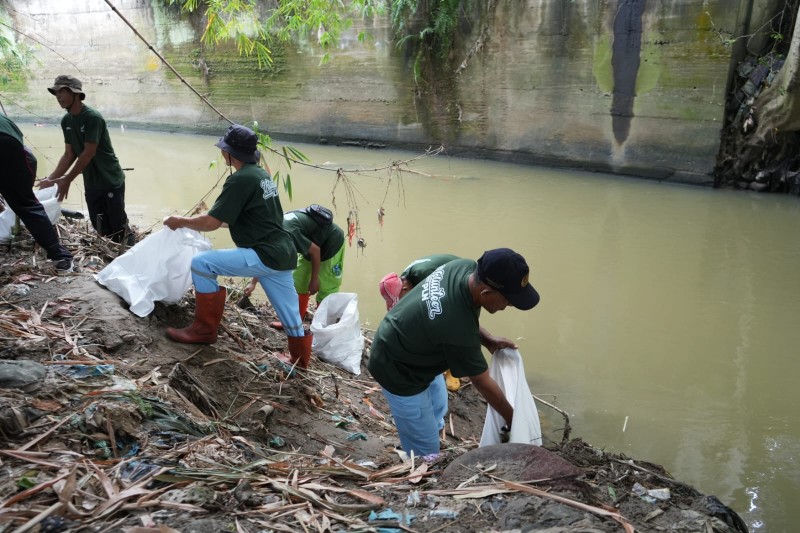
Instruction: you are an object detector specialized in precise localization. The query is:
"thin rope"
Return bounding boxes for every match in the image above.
[0,20,85,74]
[102,0,443,175]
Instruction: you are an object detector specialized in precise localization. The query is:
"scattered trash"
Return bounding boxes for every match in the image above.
[118,460,161,482]
[2,284,31,297]
[55,364,115,379]
[406,490,421,506]
[632,482,671,503]
[368,507,415,528]
[346,432,367,441]
[269,436,286,448]
[237,294,256,311]
[429,509,459,519]
[257,404,274,423]
[333,414,355,428]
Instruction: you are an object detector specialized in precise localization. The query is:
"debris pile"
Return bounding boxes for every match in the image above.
[0,218,748,532]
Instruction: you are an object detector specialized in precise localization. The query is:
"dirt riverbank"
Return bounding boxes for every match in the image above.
[0,219,749,532]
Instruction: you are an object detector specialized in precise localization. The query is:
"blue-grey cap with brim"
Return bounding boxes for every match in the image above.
[215,124,260,164]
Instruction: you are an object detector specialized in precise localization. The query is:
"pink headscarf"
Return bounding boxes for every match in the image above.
[379,272,402,311]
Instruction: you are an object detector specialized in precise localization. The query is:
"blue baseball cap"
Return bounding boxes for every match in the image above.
[476,248,540,310]
[214,124,260,164]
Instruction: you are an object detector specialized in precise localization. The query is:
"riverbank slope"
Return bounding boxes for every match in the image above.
[0,220,748,532]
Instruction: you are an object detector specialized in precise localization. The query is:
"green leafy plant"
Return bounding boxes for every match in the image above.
[157,0,385,67]
[0,17,34,86]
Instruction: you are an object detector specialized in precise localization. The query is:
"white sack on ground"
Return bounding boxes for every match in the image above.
[95,227,212,317]
[310,292,364,375]
[479,347,543,447]
[0,187,63,242]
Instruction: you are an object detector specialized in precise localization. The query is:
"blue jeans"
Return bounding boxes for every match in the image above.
[381,374,447,457]
[190,248,303,337]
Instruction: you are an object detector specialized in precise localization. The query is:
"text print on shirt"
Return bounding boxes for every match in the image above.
[260,178,278,200]
[422,266,446,320]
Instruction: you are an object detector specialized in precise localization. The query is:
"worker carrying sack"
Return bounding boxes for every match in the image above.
[95,227,212,317]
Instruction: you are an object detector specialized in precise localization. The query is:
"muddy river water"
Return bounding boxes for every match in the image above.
[20,125,800,531]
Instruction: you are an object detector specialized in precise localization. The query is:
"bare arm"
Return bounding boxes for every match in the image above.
[163,213,223,232]
[306,242,322,295]
[479,326,517,353]
[471,370,513,428]
[40,144,80,201]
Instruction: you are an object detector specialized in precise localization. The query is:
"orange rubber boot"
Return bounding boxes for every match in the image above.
[270,293,310,330]
[281,330,314,370]
[166,287,226,344]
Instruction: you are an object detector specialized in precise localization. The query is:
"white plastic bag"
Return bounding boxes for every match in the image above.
[310,292,364,375]
[95,227,212,317]
[479,348,543,447]
[36,187,62,225]
[0,187,63,242]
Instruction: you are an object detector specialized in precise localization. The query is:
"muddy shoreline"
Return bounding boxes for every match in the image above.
[0,220,747,532]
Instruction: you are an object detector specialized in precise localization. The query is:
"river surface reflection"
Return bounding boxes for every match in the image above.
[21,125,800,531]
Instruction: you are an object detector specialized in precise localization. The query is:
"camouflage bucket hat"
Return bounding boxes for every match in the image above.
[47,75,85,99]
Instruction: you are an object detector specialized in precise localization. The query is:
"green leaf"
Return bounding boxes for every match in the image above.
[284,173,293,200]
[17,471,38,489]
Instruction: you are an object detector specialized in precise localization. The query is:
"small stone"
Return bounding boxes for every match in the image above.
[0,360,46,392]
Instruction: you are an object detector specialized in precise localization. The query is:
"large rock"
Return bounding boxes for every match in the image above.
[441,443,583,487]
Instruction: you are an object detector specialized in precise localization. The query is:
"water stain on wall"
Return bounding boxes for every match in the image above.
[611,0,645,145]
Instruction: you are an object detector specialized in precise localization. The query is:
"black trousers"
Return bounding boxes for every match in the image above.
[0,135,71,261]
[85,184,132,244]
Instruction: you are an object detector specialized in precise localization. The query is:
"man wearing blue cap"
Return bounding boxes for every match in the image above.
[368,248,540,457]
[163,124,312,367]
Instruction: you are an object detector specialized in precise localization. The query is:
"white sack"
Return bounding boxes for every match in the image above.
[36,187,62,225]
[479,348,543,447]
[95,227,212,317]
[310,292,364,375]
[0,187,63,242]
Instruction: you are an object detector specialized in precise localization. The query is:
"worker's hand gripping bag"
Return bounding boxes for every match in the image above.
[0,187,62,242]
[95,227,212,317]
[310,292,364,375]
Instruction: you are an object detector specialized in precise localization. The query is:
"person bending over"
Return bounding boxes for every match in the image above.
[368,248,540,457]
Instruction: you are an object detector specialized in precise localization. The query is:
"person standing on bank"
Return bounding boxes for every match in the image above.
[0,114,74,272]
[368,248,540,457]
[243,205,346,329]
[39,75,134,245]
[162,124,312,368]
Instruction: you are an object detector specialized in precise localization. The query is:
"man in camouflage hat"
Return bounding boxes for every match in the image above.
[39,75,134,245]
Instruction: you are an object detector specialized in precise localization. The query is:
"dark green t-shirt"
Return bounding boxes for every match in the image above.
[401,254,460,286]
[368,259,487,395]
[283,211,345,261]
[208,164,297,271]
[61,105,125,190]
[0,115,23,144]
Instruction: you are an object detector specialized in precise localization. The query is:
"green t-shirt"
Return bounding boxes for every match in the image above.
[401,254,460,286]
[0,115,23,144]
[61,105,125,190]
[283,211,345,261]
[368,259,487,395]
[208,164,297,271]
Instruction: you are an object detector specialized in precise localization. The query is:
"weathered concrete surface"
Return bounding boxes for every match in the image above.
[2,0,742,183]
